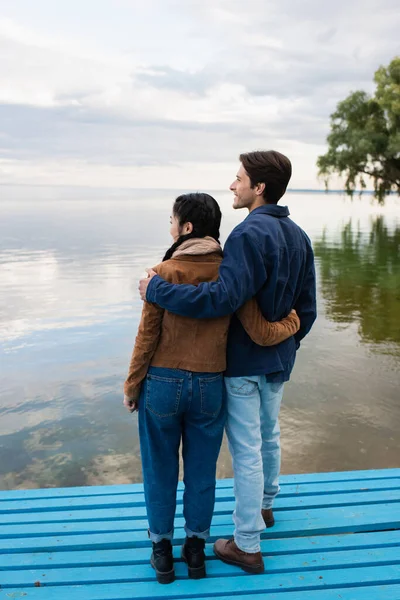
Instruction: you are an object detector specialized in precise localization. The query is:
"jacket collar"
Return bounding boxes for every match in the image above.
[172,236,222,258]
[247,204,290,219]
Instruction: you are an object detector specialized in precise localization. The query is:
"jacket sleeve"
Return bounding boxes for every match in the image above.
[124,300,164,400]
[237,300,300,346]
[293,247,317,349]
[146,230,268,319]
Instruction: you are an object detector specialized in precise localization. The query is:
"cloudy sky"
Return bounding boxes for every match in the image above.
[0,0,399,190]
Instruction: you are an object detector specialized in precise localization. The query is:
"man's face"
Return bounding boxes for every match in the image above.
[229,163,258,211]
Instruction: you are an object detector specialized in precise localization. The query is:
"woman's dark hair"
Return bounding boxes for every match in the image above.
[239,150,292,204]
[163,193,222,261]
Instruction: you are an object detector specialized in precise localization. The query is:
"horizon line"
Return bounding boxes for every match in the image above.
[0,183,383,195]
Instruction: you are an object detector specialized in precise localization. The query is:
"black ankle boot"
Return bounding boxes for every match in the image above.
[181,536,206,579]
[151,539,175,584]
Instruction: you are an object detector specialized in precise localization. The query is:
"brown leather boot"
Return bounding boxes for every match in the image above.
[261,508,275,528]
[213,538,264,574]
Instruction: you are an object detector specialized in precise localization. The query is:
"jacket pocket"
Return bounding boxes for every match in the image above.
[199,373,224,417]
[145,374,184,418]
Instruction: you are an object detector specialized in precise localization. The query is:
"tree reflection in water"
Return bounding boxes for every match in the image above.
[314,216,400,354]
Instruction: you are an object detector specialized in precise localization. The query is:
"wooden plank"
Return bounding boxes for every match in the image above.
[1,585,399,600]
[1,530,399,570]
[2,482,400,516]
[1,471,398,507]
[0,589,397,600]
[1,468,398,502]
[1,564,400,599]
[0,475,385,506]
[0,502,399,540]
[181,589,400,600]
[1,546,400,587]
[68,588,400,600]
[278,478,400,497]
[279,469,400,484]
[2,489,400,525]
[92,587,400,600]
[1,502,400,553]
[180,588,400,600]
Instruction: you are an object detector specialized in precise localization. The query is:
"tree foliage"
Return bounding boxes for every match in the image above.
[318,57,400,203]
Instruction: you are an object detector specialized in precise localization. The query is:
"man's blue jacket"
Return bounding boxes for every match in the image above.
[146,204,317,381]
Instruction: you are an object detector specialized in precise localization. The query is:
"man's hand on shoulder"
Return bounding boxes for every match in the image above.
[139,268,157,301]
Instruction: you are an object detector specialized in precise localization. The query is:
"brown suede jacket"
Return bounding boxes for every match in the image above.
[124,237,300,399]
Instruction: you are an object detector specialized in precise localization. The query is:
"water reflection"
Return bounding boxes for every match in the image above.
[0,196,399,489]
[314,216,400,355]
[0,376,143,489]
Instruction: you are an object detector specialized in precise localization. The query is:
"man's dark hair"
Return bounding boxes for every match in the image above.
[239,150,292,204]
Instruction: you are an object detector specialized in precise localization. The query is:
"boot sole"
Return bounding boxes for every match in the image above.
[213,547,264,574]
[151,558,175,584]
[181,548,206,579]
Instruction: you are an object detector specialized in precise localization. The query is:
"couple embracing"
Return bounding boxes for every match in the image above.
[124,150,317,583]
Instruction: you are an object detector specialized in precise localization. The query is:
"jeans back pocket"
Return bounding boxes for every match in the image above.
[225,376,259,397]
[145,374,184,418]
[199,373,224,417]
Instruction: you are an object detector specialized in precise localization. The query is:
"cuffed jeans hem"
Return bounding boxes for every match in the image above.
[149,529,173,543]
[184,524,210,540]
[262,486,280,509]
[234,535,261,554]
[262,494,280,509]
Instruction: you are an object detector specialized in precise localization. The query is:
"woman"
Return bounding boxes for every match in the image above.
[124,193,299,584]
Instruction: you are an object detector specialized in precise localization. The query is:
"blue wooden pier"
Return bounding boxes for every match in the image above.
[0,468,399,599]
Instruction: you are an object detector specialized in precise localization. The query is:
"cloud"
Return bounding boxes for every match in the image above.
[0,0,399,188]
[135,66,217,96]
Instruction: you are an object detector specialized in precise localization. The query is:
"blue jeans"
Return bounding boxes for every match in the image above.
[225,375,284,553]
[138,366,226,543]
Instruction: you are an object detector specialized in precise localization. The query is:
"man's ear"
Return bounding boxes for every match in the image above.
[255,182,266,197]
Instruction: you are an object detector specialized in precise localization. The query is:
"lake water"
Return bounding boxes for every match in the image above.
[0,190,399,490]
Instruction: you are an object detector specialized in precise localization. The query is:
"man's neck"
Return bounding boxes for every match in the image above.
[248,198,273,213]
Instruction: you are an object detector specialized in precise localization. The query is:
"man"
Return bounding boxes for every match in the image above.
[139,150,317,574]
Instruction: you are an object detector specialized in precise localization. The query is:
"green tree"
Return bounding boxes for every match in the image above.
[318,57,400,203]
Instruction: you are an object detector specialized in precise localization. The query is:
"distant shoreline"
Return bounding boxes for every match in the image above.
[0,183,391,196]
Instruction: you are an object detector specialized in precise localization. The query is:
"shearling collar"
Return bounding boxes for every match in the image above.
[172,236,222,258]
